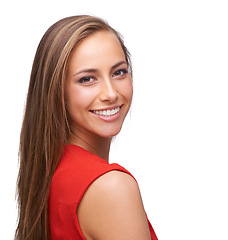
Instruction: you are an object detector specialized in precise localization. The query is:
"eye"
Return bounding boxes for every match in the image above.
[78,76,96,84]
[113,69,128,78]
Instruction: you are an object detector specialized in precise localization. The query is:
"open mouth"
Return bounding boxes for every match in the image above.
[90,106,122,117]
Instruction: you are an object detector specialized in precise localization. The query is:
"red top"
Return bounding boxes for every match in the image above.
[49,144,158,240]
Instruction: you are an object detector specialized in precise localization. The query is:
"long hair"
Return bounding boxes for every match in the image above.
[15,15,132,240]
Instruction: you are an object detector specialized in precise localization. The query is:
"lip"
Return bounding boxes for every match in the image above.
[89,105,123,122]
[90,104,123,112]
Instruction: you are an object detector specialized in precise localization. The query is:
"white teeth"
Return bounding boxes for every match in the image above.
[92,107,120,116]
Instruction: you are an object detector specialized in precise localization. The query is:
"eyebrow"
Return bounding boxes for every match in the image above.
[73,61,127,76]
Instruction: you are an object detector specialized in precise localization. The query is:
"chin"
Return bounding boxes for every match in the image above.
[95,127,122,138]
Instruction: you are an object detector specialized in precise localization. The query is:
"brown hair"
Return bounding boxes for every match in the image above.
[15,15,132,240]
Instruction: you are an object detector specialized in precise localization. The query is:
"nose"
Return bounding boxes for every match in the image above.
[99,78,118,103]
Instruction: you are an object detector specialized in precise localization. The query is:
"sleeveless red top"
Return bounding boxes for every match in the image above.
[49,145,158,239]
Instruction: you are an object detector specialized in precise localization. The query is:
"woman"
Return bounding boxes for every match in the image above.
[16,15,158,240]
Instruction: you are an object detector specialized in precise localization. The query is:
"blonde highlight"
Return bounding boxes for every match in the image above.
[16,15,132,240]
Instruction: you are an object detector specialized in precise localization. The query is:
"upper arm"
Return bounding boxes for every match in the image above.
[77,170,151,240]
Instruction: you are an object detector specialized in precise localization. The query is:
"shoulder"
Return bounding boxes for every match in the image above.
[93,169,137,193]
[50,146,130,204]
[77,170,151,240]
[88,170,140,207]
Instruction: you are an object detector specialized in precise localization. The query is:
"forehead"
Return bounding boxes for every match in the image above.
[68,31,126,72]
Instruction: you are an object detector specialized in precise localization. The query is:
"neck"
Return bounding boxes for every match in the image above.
[68,128,112,162]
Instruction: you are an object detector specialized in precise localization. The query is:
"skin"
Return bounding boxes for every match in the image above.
[65,31,151,239]
[65,31,133,161]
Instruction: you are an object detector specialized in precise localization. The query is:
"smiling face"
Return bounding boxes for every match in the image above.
[65,31,133,141]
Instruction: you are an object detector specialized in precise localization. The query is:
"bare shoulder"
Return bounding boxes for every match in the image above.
[77,170,151,240]
[95,170,138,195]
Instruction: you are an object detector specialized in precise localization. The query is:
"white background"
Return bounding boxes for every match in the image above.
[0,0,228,239]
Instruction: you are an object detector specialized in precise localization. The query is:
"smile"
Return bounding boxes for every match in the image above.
[90,106,121,117]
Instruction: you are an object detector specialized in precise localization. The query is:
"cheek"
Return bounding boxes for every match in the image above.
[66,89,92,127]
[66,86,94,111]
[120,79,133,102]
[65,88,94,128]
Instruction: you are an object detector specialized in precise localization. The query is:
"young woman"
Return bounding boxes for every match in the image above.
[16,15,158,240]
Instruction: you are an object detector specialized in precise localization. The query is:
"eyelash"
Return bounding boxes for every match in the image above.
[78,68,128,84]
[78,76,95,84]
[112,69,128,77]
